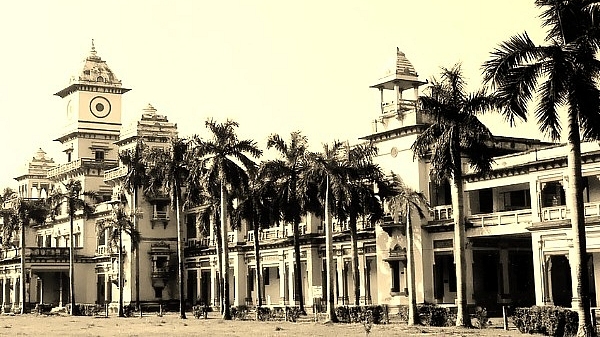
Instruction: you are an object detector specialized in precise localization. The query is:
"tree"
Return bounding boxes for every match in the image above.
[344,143,385,307]
[384,174,428,326]
[96,192,141,317]
[0,195,49,314]
[119,139,148,309]
[412,65,495,327]
[145,138,190,319]
[483,2,600,334]
[231,169,280,314]
[262,132,316,314]
[191,119,262,320]
[48,180,97,315]
[304,140,353,322]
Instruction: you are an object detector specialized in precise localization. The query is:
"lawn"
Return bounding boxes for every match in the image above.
[0,312,535,337]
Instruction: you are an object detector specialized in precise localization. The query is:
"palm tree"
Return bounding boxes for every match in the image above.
[191,119,262,320]
[145,138,190,319]
[412,65,495,327]
[483,2,600,334]
[48,180,97,315]
[96,193,141,317]
[232,169,279,313]
[0,195,49,314]
[385,173,428,326]
[262,131,316,314]
[304,140,353,322]
[344,143,385,307]
[119,139,148,309]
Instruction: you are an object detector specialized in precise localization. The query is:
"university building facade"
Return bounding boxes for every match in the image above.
[0,45,596,314]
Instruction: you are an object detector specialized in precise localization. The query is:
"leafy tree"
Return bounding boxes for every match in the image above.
[412,65,495,326]
[96,192,141,317]
[0,195,49,314]
[48,180,98,315]
[190,119,261,320]
[119,139,148,309]
[483,2,600,334]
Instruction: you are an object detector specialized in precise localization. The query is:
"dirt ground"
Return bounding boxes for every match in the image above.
[0,312,535,337]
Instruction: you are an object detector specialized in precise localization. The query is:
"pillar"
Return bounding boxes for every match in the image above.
[358,251,366,304]
[58,273,63,307]
[279,252,286,305]
[465,245,474,305]
[336,255,344,304]
[499,249,510,302]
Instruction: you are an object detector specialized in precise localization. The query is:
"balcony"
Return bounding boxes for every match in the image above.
[468,209,532,227]
[47,158,118,179]
[381,99,417,115]
[151,267,170,279]
[186,237,212,248]
[27,247,72,258]
[104,165,127,182]
[540,201,600,221]
[430,205,453,221]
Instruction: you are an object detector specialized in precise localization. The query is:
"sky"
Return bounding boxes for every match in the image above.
[0,1,549,188]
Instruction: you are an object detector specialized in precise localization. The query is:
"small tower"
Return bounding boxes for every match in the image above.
[14,148,56,198]
[369,48,427,133]
[49,41,129,196]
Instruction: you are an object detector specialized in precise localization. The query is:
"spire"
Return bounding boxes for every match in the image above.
[87,38,100,61]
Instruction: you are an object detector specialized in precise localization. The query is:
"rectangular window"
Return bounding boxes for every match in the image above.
[45,235,51,247]
[263,267,270,286]
[37,235,43,247]
[95,150,105,161]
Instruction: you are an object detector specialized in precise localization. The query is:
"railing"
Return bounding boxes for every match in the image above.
[431,205,453,221]
[104,165,127,181]
[186,237,212,248]
[27,247,71,258]
[468,209,532,227]
[540,201,600,221]
[152,268,169,279]
[96,245,108,256]
[381,99,417,115]
[247,224,307,242]
[152,211,169,221]
[47,158,117,178]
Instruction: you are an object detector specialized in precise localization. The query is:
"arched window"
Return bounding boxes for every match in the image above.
[97,76,104,82]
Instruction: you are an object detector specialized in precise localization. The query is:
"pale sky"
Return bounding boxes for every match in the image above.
[0,1,548,188]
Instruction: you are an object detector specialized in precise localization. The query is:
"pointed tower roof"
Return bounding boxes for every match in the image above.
[55,40,130,98]
[370,47,426,90]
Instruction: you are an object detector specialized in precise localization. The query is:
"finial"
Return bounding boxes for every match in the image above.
[90,39,97,57]
[144,103,157,115]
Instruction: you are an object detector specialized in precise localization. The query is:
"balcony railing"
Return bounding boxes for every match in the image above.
[27,247,72,258]
[186,237,213,248]
[431,205,453,221]
[152,211,169,221]
[540,201,600,221]
[47,158,117,179]
[381,99,417,115]
[247,224,307,242]
[468,209,532,227]
[104,165,128,181]
[96,245,108,256]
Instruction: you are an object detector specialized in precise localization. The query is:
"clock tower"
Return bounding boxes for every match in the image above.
[49,41,130,194]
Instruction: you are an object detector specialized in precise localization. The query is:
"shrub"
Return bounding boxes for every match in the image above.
[35,303,54,315]
[418,304,456,327]
[192,304,210,319]
[511,306,578,336]
[231,305,250,320]
[257,307,272,321]
[285,306,302,322]
[334,306,386,324]
[123,304,136,317]
[472,306,489,329]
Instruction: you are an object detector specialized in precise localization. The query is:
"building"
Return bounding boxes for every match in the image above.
[0,44,597,315]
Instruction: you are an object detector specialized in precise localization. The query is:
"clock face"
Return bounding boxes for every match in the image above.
[89,96,111,118]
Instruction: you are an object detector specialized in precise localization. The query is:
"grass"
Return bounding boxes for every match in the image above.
[0,312,536,336]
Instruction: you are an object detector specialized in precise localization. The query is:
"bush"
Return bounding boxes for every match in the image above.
[257,307,272,321]
[34,303,54,315]
[334,306,386,324]
[65,304,103,316]
[418,304,456,327]
[192,304,210,319]
[285,306,302,322]
[472,306,489,329]
[511,306,578,337]
[231,305,250,320]
[123,304,136,317]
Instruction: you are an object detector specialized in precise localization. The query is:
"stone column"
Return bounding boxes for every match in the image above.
[279,252,286,305]
[336,254,344,305]
[499,249,510,302]
[358,250,366,304]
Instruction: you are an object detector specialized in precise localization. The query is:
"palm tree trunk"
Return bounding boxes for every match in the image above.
[292,221,305,313]
[118,229,124,317]
[253,219,263,309]
[566,112,594,337]
[406,205,418,326]
[20,220,25,314]
[451,174,469,327]
[213,214,223,312]
[220,181,232,320]
[69,205,76,315]
[175,185,187,319]
[325,175,337,322]
[349,214,360,306]
[133,188,140,310]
